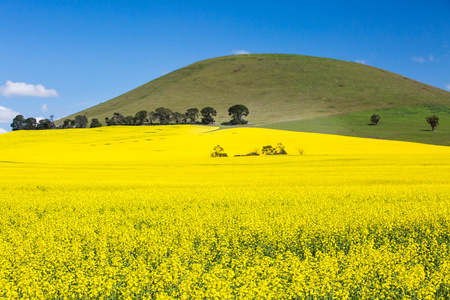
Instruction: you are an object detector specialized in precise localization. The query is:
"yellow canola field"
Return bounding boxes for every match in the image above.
[0,125,450,299]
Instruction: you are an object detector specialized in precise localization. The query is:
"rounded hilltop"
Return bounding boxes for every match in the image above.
[66,54,450,126]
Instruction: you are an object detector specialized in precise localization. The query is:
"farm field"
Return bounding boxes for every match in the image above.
[1,126,450,299]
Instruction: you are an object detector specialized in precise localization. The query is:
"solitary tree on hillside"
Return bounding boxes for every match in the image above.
[186,108,199,124]
[371,114,380,125]
[426,115,439,131]
[201,107,217,125]
[11,115,26,131]
[228,104,249,125]
[75,115,88,128]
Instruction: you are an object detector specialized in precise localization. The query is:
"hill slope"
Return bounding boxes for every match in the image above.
[66,54,450,125]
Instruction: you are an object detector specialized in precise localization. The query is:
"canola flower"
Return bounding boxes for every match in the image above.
[0,126,449,299]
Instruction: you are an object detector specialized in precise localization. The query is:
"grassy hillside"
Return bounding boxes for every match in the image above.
[263,105,450,146]
[66,54,450,126]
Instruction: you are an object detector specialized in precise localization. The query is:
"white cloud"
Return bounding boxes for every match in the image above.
[0,128,7,134]
[232,50,250,55]
[0,81,59,98]
[356,59,367,64]
[35,117,45,123]
[446,83,450,91]
[41,104,49,113]
[0,106,20,123]
[412,56,425,63]
[412,55,438,63]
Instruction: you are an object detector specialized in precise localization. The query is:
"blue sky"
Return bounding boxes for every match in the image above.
[1,0,449,133]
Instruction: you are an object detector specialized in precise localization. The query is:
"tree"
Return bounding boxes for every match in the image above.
[63,119,73,129]
[182,113,189,124]
[172,112,184,124]
[11,115,26,131]
[186,108,199,124]
[211,145,228,157]
[90,118,102,128]
[426,115,439,131]
[155,107,172,125]
[123,115,134,125]
[201,107,217,125]
[261,143,287,155]
[106,113,125,126]
[36,119,55,130]
[228,104,249,125]
[134,110,148,125]
[23,118,37,130]
[371,114,380,125]
[75,115,88,128]
[148,111,158,125]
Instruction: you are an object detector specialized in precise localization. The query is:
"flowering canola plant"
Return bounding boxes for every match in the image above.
[0,125,449,299]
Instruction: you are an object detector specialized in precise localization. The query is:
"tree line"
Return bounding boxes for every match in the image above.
[10,105,250,131]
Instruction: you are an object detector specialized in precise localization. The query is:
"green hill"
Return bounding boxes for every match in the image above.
[263,105,450,146]
[66,54,450,126]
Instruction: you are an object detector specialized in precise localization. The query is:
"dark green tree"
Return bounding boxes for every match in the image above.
[371,114,380,125]
[228,104,249,125]
[148,111,158,125]
[36,119,55,130]
[11,115,26,131]
[186,108,199,124]
[23,118,37,130]
[106,113,125,126]
[426,115,439,131]
[172,112,184,124]
[75,115,88,128]
[123,115,134,125]
[134,110,148,125]
[155,107,172,125]
[201,107,217,125]
[63,119,73,129]
[90,118,102,128]
[182,113,189,124]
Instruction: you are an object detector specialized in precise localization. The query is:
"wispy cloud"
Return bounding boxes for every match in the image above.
[412,55,438,63]
[0,106,20,123]
[0,128,7,134]
[356,59,367,64]
[0,81,59,98]
[232,50,250,55]
[41,104,49,113]
[412,56,425,63]
[446,83,450,91]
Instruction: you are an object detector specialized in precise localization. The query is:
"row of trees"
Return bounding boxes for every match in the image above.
[10,115,56,131]
[103,106,218,127]
[102,105,249,127]
[11,105,250,131]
